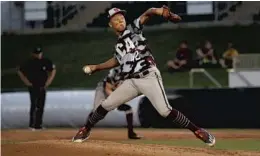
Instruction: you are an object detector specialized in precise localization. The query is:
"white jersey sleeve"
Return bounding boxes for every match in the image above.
[132,17,143,31]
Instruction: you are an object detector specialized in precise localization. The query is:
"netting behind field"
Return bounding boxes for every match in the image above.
[233,54,260,71]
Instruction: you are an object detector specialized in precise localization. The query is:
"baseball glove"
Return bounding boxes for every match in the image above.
[162,5,182,23]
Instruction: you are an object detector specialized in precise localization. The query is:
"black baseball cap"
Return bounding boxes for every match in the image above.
[33,47,42,54]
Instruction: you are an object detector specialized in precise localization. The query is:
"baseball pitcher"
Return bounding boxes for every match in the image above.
[86,66,141,139]
[72,5,216,146]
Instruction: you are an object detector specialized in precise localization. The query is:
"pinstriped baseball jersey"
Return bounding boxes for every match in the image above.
[113,17,156,80]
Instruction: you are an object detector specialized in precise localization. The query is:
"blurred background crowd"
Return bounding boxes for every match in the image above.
[166,40,239,73]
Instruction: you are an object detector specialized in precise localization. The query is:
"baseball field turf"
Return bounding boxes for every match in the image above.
[2,128,260,156]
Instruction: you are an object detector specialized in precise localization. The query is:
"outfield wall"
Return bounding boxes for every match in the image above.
[139,88,260,128]
[1,90,144,129]
[2,88,260,129]
[228,70,260,88]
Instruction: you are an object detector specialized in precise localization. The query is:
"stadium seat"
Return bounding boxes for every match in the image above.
[86,1,223,27]
[44,2,85,28]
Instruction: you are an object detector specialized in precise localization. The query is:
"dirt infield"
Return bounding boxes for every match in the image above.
[2,128,260,156]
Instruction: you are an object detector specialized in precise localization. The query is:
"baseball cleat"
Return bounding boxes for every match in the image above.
[29,127,45,131]
[72,127,91,143]
[194,128,216,147]
[128,132,142,139]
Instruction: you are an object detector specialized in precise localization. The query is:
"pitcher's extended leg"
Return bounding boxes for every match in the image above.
[137,72,199,131]
[137,71,215,146]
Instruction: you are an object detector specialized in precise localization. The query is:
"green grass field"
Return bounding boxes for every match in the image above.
[123,139,260,151]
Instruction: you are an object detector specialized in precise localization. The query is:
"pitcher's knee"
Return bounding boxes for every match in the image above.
[158,109,171,118]
[101,100,116,111]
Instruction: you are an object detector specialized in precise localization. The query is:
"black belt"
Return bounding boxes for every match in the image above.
[130,70,150,79]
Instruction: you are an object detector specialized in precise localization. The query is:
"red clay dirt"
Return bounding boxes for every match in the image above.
[2,128,260,156]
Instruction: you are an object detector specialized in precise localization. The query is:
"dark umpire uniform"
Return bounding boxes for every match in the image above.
[17,47,56,130]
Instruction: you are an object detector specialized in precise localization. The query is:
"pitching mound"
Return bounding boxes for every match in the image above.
[2,128,260,156]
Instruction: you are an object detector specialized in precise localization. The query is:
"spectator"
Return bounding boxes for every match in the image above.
[167,41,193,72]
[196,40,217,67]
[219,42,239,69]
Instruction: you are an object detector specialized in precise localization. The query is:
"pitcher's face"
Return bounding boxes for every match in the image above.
[109,14,126,32]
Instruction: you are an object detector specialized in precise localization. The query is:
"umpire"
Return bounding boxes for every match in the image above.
[17,47,56,130]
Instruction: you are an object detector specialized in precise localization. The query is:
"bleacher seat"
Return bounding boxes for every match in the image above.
[217,2,242,21]
[86,1,220,28]
[87,2,168,28]
[43,2,85,28]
